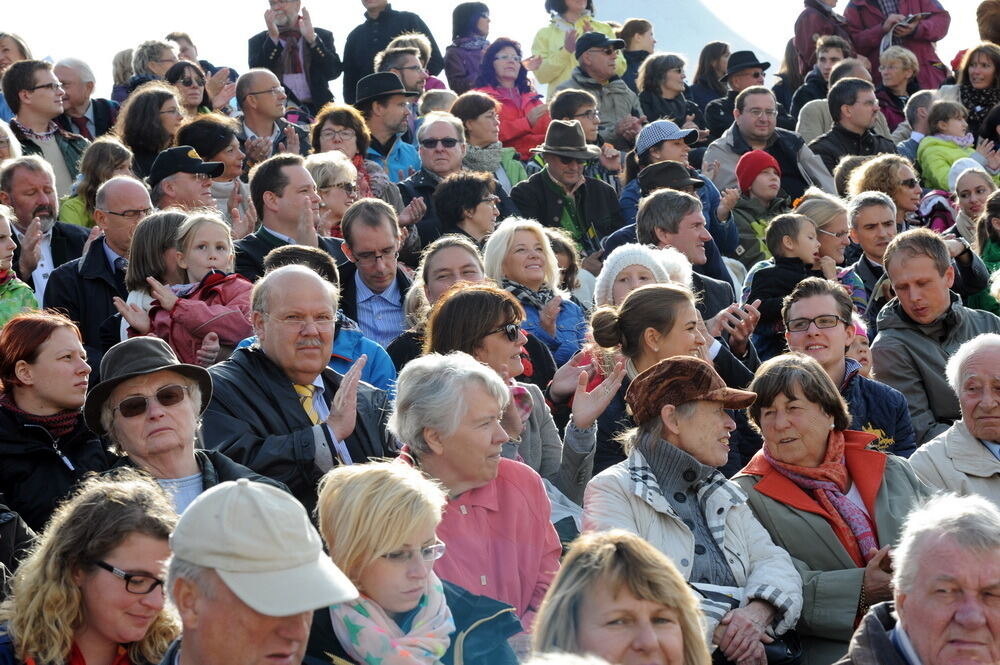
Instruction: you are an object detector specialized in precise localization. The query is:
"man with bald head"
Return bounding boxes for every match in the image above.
[44,176,152,377]
[203,264,396,511]
[234,68,309,175]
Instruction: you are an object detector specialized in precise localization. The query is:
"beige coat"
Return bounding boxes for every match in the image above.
[795,99,893,144]
[909,420,1000,508]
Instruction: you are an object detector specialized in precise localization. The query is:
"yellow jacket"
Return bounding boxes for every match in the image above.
[531,13,626,95]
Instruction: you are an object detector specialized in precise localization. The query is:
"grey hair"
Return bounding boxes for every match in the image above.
[54,58,96,84]
[0,121,22,159]
[893,493,1000,594]
[95,175,150,212]
[0,155,54,196]
[945,333,1000,394]
[846,190,897,229]
[149,174,174,208]
[101,379,202,455]
[636,189,702,245]
[250,263,337,317]
[167,556,218,605]
[416,112,466,144]
[304,151,357,190]
[132,40,174,77]
[388,351,509,457]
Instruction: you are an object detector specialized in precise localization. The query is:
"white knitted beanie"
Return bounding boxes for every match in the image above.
[594,243,672,307]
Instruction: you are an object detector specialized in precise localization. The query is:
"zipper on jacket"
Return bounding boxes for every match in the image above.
[452,607,517,665]
[23,423,76,471]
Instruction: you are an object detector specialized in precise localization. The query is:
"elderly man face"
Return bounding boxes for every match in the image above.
[418,121,465,178]
[665,400,736,467]
[727,67,765,93]
[957,346,1000,442]
[147,46,179,78]
[0,165,59,232]
[580,45,619,83]
[895,534,1000,665]
[163,172,213,208]
[54,65,93,112]
[94,179,153,257]
[246,71,287,122]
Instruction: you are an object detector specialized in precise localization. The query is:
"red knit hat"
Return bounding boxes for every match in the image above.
[736,150,781,193]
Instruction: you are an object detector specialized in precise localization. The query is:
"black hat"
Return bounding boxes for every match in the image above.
[638,161,704,197]
[84,337,213,435]
[354,72,420,106]
[147,146,224,188]
[720,50,771,83]
[530,120,601,161]
[574,31,626,60]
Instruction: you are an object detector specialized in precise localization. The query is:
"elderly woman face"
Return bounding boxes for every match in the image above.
[576,578,685,665]
[355,521,439,619]
[667,399,736,467]
[318,178,357,231]
[0,132,11,160]
[108,369,198,468]
[319,119,359,159]
[758,383,834,468]
[955,172,994,220]
[15,326,91,412]
[878,58,912,91]
[425,380,508,489]
[74,532,170,648]
[501,229,547,290]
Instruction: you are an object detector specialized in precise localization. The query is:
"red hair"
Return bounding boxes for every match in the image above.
[0,310,82,390]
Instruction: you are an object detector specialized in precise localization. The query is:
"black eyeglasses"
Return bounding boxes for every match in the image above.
[419,137,460,149]
[246,86,284,96]
[29,82,63,92]
[573,109,599,120]
[112,384,190,419]
[180,77,206,87]
[899,178,920,189]
[485,322,520,341]
[353,247,399,266]
[785,315,848,333]
[95,561,165,595]
[329,182,357,195]
[480,194,500,205]
[553,155,587,165]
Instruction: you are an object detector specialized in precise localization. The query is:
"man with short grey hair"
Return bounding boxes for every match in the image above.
[163,478,358,665]
[847,190,899,298]
[835,493,1000,665]
[130,40,178,88]
[908,333,1000,506]
[53,58,118,139]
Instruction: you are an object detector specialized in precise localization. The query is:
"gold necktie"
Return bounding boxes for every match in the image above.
[294,384,321,425]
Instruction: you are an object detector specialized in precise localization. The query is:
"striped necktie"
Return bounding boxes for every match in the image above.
[294,384,321,425]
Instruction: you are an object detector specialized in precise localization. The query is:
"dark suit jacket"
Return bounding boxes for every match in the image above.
[234,226,346,282]
[12,221,90,290]
[248,27,342,111]
[336,260,413,323]
[55,97,119,138]
[692,272,760,374]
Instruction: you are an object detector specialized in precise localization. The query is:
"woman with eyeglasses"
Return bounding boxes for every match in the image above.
[306,461,521,665]
[0,468,179,665]
[305,151,359,238]
[164,61,234,118]
[113,81,184,178]
[451,91,528,194]
[0,311,114,534]
[82,336,284,514]
[733,353,930,664]
[847,153,924,229]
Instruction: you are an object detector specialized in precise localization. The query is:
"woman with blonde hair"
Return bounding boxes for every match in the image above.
[307,461,520,665]
[305,151,358,237]
[0,469,179,665]
[847,153,922,228]
[875,46,919,132]
[533,529,710,665]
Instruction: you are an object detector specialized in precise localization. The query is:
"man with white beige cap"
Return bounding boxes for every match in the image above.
[160,478,358,665]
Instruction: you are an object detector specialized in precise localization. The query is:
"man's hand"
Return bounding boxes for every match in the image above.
[245,136,272,165]
[398,197,427,228]
[599,143,621,172]
[863,545,894,604]
[265,9,281,41]
[17,217,43,277]
[294,206,319,246]
[195,332,221,367]
[713,601,776,665]
[581,249,604,276]
[327,355,367,442]
[298,6,317,43]
[277,125,300,155]
[706,300,761,357]
[882,13,906,32]
[893,17,919,37]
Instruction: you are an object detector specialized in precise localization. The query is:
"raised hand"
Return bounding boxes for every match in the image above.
[113,296,151,334]
[570,360,626,429]
[265,9,280,40]
[147,276,178,311]
[522,55,543,72]
[299,6,317,43]
[206,68,231,103]
[277,125,300,155]
[717,187,740,221]
[563,30,578,55]
[245,136,272,164]
[328,355,367,441]
[398,196,427,227]
[540,296,562,337]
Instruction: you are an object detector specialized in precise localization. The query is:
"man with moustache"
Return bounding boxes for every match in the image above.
[0,155,88,303]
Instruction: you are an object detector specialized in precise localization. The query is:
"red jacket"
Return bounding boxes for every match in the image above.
[794,0,854,77]
[148,271,253,365]
[844,0,950,89]
[476,85,550,161]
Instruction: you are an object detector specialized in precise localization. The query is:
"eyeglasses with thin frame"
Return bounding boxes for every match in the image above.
[817,227,850,240]
[785,315,848,333]
[353,247,400,266]
[381,540,447,564]
[94,561,165,595]
[746,108,777,119]
[320,128,356,141]
[154,58,179,66]
[179,76,206,87]
[160,107,183,117]
[494,54,520,62]
[396,64,427,73]
[99,207,152,221]
[485,322,520,342]
[264,313,336,331]
[419,137,460,149]
[246,86,284,97]
[480,194,500,206]
[573,109,599,120]
[112,384,190,419]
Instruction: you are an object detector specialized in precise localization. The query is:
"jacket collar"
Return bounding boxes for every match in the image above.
[77,237,117,284]
[944,421,1000,477]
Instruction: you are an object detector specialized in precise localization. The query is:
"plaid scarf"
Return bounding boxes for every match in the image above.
[501,278,557,310]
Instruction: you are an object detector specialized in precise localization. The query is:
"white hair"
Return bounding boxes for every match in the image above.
[482,217,563,294]
[945,333,1000,394]
[167,556,219,604]
[388,352,509,457]
[0,121,23,159]
[893,493,1000,594]
[55,57,96,84]
[659,246,693,288]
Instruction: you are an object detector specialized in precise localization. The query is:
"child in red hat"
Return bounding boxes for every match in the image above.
[729,150,792,270]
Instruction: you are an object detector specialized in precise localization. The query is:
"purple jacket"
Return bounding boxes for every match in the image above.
[445,38,487,95]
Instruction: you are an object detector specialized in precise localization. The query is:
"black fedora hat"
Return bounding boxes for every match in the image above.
[530,120,602,161]
[638,161,704,197]
[720,50,771,83]
[355,72,420,106]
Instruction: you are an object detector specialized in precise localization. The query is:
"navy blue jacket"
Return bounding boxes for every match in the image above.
[840,357,917,458]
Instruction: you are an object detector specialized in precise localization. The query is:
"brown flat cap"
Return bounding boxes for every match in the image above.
[625,356,756,425]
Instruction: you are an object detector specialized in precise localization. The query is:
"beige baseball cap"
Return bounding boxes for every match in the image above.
[171,479,357,616]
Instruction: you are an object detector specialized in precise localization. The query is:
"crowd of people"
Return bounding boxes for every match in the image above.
[1,1,1000,665]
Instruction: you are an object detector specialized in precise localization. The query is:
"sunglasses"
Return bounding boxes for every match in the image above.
[180,77,206,87]
[553,155,586,165]
[420,137,460,149]
[112,384,190,419]
[485,322,520,341]
[899,178,920,189]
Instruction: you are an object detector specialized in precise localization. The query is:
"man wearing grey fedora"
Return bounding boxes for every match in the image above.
[510,119,624,261]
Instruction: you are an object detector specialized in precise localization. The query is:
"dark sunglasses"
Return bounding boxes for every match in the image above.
[420,137,460,149]
[485,322,520,341]
[180,77,206,87]
[554,155,586,165]
[112,384,190,419]
[899,178,920,189]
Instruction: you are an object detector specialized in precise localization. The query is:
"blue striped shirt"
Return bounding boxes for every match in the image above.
[354,271,404,348]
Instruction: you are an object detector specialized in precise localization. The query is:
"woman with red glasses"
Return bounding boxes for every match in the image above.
[82,336,284,514]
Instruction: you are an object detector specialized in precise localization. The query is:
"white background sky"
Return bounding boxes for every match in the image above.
[7,0,978,100]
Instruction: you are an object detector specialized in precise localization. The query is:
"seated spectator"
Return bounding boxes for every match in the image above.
[616,19,655,94]
[58,137,133,229]
[705,51,796,143]
[908,333,1000,505]
[110,48,133,105]
[584,355,803,659]
[783,277,916,456]
[809,78,897,174]
[537,88,621,194]
[875,46,919,133]
[388,32,445,93]
[847,153,931,230]
[147,146,224,212]
[846,315,872,376]
[939,42,1000,138]
[791,35,850,118]
[445,2,491,96]
[555,32,642,150]
[417,90,458,127]
[962,170,1000,313]
[773,39,805,115]
[836,493,1000,665]
[532,530,711,665]
[636,53,704,139]
[128,39,178,91]
[689,41,730,113]
[895,89,934,163]
[795,59,893,145]
[390,351,562,630]
[873,228,1000,444]
[425,282,623,505]
[53,58,119,140]
[0,312,112,533]
[0,469,179,665]
[164,477,358,665]
[735,353,931,664]
[112,81,183,178]
[233,69,309,168]
[203,265,396,511]
[175,113,253,231]
[308,461,520,665]
[451,91,528,194]
[374,46,428,143]
[546,226,596,309]
[433,171,499,243]
[304,151,357,238]
[484,217,588,365]
[730,150,792,270]
[918,100,1000,191]
[164,60,235,120]
[354,72,420,183]
[0,207,36,325]
[530,0,625,96]
[85,336,281,513]
[0,32,31,121]
[0,120,20,160]
[510,120,622,259]
[2,60,90,197]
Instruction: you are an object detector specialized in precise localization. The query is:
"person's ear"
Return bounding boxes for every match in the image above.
[991,217,1000,234]
[13,359,33,387]
[944,263,955,289]
[653,226,672,248]
[341,241,356,263]
[642,326,661,354]
[262,189,279,212]
[175,249,188,271]
[171,577,202,629]
[843,321,856,349]
[251,310,267,339]
[0,191,10,207]
[423,426,446,455]
[660,403,679,436]
[781,234,796,254]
